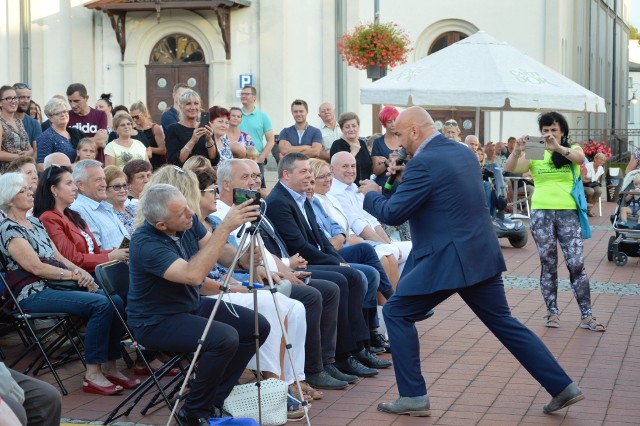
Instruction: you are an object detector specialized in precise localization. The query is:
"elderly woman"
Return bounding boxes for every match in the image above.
[0,85,33,173]
[165,89,219,167]
[145,165,310,413]
[34,165,129,273]
[330,112,372,185]
[0,172,137,395]
[504,112,605,332]
[104,113,150,169]
[208,106,245,161]
[104,166,137,235]
[6,156,38,190]
[35,97,85,172]
[441,119,461,141]
[582,152,606,217]
[130,101,166,169]
[122,159,152,209]
[227,106,253,147]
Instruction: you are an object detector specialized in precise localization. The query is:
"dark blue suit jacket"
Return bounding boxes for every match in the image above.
[364,134,506,296]
[265,181,345,265]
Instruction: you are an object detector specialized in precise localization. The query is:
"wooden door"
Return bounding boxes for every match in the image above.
[146,64,210,124]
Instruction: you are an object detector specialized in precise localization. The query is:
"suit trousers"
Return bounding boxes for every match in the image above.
[289,279,340,374]
[307,265,369,356]
[383,274,572,397]
[132,298,270,418]
[2,369,61,426]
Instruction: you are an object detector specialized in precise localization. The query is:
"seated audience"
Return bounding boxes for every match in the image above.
[104,113,150,169]
[70,160,129,249]
[127,183,269,424]
[104,166,137,235]
[182,155,212,172]
[34,165,129,273]
[582,152,605,217]
[35,97,84,172]
[6,157,38,190]
[0,172,137,396]
[122,159,152,209]
[43,152,72,170]
[0,362,61,426]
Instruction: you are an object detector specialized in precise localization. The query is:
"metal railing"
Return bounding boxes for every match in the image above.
[570,129,640,163]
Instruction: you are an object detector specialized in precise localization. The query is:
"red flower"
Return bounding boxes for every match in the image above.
[338,21,412,70]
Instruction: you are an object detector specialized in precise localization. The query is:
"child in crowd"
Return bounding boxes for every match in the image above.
[617,175,640,229]
[245,145,259,161]
[76,138,97,162]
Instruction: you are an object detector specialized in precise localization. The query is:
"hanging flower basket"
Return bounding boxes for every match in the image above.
[337,21,412,74]
[582,140,612,161]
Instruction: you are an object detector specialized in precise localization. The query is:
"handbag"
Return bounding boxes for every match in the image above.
[4,257,81,294]
[570,166,592,239]
[222,378,288,426]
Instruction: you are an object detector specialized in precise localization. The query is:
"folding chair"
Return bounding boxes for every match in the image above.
[95,260,188,425]
[0,272,85,395]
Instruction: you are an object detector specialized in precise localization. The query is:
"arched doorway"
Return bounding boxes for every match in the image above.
[146,34,209,123]
[427,31,484,143]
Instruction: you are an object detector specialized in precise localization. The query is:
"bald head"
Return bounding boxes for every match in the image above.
[43,152,72,169]
[393,106,436,155]
[464,135,480,153]
[331,151,357,185]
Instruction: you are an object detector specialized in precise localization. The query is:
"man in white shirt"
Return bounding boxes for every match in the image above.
[329,152,412,271]
[317,102,341,161]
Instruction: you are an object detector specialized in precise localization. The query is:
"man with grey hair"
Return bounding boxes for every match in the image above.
[317,102,341,161]
[127,183,268,424]
[70,160,129,250]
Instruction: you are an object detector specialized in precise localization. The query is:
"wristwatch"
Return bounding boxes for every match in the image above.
[339,232,347,240]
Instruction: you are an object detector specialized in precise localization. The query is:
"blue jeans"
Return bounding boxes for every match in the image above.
[20,288,124,365]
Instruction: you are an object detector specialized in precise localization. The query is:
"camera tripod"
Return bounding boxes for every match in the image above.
[167,220,311,426]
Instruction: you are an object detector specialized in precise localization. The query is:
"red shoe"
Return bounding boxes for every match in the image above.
[133,364,180,376]
[83,377,123,395]
[104,374,140,389]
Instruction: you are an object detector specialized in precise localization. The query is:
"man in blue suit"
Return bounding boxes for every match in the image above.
[359,107,584,417]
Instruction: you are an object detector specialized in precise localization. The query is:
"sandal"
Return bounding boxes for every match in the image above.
[298,381,323,400]
[289,384,313,402]
[545,313,560,328]
[579,316,606,332]
[287,388,307,419]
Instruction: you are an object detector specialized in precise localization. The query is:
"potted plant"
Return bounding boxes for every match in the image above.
[582,140,612,162]
[337,21,412,79]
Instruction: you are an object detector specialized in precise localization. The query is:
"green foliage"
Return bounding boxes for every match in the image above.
[631,25,639,44]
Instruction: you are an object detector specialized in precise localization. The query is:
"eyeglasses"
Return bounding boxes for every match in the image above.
[444,120,458,127]
[316,172,333,180]
[240,92,254,97]
[13,83,30,90]
[131,115,141,120]
[118,122,133,128]
[1,96,18,102]
[250,173,262,180]
[108,183,129,191]
[201,186,219,195]
[50,110,68,117]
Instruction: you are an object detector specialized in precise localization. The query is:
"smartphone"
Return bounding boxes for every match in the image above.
[233,188,261,205]
[524,135,546,160]
[119,235,130,250]
[199,111,210,127]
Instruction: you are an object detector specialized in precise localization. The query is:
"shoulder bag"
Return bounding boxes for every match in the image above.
[570,166,592,239]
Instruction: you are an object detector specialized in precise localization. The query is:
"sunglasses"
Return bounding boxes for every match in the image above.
[131,115,141,120]
[13,83,31,90]
[444,120,458,127]
[201,186,220,195]
[172,166,185,174]
[108,183,129,191]
[45,164,65,182]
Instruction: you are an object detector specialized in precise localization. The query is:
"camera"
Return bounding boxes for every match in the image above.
[233,188,261,223]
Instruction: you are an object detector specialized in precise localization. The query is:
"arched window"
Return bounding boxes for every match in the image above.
[150,34,205,64]
[428,31,467,55]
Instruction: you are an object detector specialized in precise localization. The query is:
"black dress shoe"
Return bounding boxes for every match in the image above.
[325,363,358,384]
[370,333,391,353]
[424,309,435,319]
[354,348,392,369]
[177,408,209,426]
[305,370,348,390]
[335,356,378,377]
[543,382,584,413]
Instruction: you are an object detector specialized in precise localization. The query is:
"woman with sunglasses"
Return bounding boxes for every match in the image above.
[35,97,85,172]
[0,171,136,396]
[0,85,33,173]
[441,119,461,141]
[130,101,166,170]
[104,165,137,235]
[504,112,605,332]
[34,165,129,273]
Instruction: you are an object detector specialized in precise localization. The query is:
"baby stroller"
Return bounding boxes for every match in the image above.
[608,168,640,266]
[484,163,528,248]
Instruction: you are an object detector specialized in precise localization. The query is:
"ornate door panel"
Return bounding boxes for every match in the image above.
[430,111,485,144]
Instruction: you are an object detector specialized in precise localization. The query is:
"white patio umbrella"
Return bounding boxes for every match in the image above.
[360,31,606,114]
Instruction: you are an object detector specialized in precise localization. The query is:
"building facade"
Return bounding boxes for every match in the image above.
[0,0,632,144]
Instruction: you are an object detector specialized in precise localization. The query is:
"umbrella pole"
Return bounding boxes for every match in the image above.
[475,107,480,138]
[500,111,504,142]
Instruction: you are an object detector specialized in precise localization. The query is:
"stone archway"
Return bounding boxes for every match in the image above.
[146,34,209,123]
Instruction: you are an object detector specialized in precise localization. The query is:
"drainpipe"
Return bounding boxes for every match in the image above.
[20,0,31,83]
[336,0,347,115]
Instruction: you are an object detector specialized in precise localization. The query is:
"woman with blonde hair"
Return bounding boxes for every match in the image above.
[182,154,212,172]
[104,113,150,169]
[441,119,461,141]
[130,101,166,169]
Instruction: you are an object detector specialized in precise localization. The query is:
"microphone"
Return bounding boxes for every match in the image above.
[382,148,408,194]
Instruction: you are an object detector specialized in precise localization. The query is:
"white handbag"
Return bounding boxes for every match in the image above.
[222,378,288,426]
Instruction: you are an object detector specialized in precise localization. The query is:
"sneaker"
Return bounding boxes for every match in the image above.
[545,313,560,328]
[579,316,606,332]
